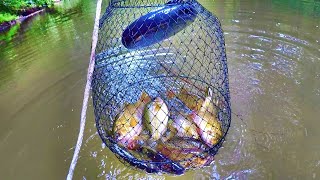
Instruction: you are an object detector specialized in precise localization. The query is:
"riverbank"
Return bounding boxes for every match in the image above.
[0,0,62,33]
[0,8,45,32]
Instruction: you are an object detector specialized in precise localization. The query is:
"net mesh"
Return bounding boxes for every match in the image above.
[92,0,231,174]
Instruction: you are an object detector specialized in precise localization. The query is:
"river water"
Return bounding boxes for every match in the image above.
[0,0,319,179]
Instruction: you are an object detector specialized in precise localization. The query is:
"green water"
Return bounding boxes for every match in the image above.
[0,0,320,179]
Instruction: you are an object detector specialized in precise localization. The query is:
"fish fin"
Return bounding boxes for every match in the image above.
[205,87,213,97]
[140,91,151,104]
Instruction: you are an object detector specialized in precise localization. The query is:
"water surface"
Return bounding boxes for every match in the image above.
[0,0,320,179]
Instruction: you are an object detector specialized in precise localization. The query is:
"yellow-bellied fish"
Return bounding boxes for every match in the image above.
[156,138,213,168]
[143,97,169,141]
[113,92,151,150]
[168,87,222,146]
[176,88,204,112]
[182,155,214,169]
[190,88,222,147]
[172,114,199,139]
[156,138,203,161]
[190,112,222,147]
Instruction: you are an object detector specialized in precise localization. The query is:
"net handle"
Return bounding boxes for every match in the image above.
[66,0,102,179]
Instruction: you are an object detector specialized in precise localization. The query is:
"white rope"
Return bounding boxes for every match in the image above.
[66,0,102,179]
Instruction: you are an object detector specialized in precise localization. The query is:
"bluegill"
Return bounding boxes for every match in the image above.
[176,88,204,112]
[156,138,212,168]
[108,143,184,174]
[157,138,205,159]
[190,88,222,147]
[190,92,223,147]
[172,114,199,139]
[113,92,151,150]
[143,97,169,141]
[192,112,222,147]
[167,87,222,146]
[139,146,185,175]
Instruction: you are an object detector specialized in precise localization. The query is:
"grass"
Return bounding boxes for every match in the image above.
[0,13,18,24]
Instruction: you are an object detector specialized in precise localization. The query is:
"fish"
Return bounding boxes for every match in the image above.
[182,155,214,169]
[143,97,169,141]
[192,112,222,147]
[139,146,185,175]
[167,87,222,146]
[172,87,217,114]
[160,119,177,142]
[173,87,222,147]
[198,87,218,116]
[113,91,151,150]
[190,112,222,147]
[156,138,212,168]
[172,114,200,139]
[176,88,204,112]
[122,3,198,49]
[108,143,184,174]
[156,138,205,161]
[190,88,223,147]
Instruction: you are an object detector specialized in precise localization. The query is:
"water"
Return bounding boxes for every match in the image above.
[0,0,319,179]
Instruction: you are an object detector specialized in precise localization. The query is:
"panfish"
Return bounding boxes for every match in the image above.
[172,114,199,139]
[156,138,212,168]
[176,88,204,112]
[113,91,151,149]
[143,97,169,141]
[191,111,223,147]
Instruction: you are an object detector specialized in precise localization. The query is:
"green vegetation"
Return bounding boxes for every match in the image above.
[0,0,53,12]
[0,23,20,41]
[0,0,53,23]
[0,13,18,24]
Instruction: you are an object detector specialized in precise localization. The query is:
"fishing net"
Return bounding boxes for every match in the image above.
[92,0,231,174]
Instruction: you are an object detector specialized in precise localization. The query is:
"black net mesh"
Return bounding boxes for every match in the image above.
[92,0,231,174]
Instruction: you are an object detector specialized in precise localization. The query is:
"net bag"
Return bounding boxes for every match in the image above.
[92,0,231,175]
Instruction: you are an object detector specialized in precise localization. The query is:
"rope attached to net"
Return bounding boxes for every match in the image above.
[66,0,102,179]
